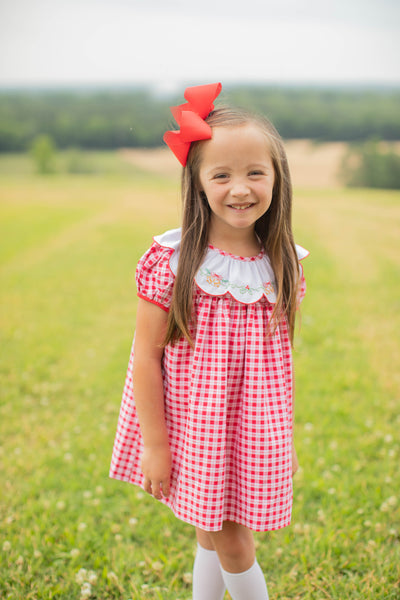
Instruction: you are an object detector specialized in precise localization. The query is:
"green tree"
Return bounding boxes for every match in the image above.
[341,139,400,189]
[30,134,57,174]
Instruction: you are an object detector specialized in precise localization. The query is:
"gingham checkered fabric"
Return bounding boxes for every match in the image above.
[110,237,307,532]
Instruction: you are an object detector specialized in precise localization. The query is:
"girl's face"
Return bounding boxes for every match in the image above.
[198,123,275,242]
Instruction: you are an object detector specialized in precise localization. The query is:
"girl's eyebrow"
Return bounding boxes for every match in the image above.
[207,162,272,174]
[209,162,272,172]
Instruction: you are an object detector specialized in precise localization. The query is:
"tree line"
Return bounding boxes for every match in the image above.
[0,85,399,152]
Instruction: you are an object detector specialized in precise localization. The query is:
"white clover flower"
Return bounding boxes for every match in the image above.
[387,496,397,507]
[114,534,122,542]
[3,541,11,551]
[182,572,192,584]
[111,523,121,534]
[304,422,313,432]
[70,548,80,558]
[327,488,336,495]
[64,453,73,462]
[107,571,118,583]
[78,522,87,531]
[16,555,24,566]
[34,549,42,558]
[151,560,164,572]
[56,501,66,510]
[80,582,92,599]
[95,485,104,494]
[76,569,88,584]
[87,571,97,585]
[129,517,138,527]
[83,490,92,499]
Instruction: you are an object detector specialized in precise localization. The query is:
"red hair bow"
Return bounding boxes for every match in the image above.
[163,82,222,166]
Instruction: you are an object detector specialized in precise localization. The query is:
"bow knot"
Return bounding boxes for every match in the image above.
[163,83,222,166]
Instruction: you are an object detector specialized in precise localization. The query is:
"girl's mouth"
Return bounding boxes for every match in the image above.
[229,203,254,211]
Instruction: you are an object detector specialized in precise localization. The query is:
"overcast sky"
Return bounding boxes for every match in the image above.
[0,0,399,90]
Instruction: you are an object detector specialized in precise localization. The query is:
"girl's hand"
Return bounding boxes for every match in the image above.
[291,442,299,477]
[141,444,172,500]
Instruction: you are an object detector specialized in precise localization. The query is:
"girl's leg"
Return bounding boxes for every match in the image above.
[193,528,226,600]
[203,521,269,600]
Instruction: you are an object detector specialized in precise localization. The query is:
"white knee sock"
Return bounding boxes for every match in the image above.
[220,559,269,600]
[192,543,226,600]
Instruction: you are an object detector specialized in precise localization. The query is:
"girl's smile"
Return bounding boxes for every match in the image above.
[198,123,275,247]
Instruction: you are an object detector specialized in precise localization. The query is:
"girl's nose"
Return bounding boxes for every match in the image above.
[230,181,250,198]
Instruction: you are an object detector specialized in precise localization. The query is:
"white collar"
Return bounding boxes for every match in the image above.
[154,228,308,305]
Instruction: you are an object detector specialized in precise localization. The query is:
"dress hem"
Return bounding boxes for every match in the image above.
[108,472,292,533]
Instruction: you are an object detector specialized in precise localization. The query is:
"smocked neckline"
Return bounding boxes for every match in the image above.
[207,244,265,262]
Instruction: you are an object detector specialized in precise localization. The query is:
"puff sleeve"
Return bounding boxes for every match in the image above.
[295,244,309,307]
[135,242,175,312]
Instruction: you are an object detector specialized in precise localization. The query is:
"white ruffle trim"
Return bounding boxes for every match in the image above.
[154,228,308,305]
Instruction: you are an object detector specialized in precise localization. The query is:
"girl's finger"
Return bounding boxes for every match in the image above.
[143,477,152,495]
[152,481,162,499]
[161,479,170,497]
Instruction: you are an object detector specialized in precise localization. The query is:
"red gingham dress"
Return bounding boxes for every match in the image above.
[110,229,308,532]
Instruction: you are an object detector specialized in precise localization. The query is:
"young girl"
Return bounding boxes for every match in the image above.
[110,82,308,600]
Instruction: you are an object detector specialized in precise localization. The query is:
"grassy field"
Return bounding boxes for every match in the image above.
[0,151,399,599]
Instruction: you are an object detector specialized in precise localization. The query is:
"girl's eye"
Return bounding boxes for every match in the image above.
[213,173,229,180]
[249,170,264,177]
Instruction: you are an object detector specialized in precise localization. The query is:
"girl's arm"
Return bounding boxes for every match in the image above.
[132,298,171,499]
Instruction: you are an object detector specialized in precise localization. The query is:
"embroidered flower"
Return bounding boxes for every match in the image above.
[207,272,223,287]
[263,281,274,295]
[239,284,252,295]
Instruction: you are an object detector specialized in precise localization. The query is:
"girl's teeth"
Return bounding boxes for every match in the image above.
[232,204,251,210]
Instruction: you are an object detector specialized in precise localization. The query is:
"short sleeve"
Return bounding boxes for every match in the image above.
[135,242,175,312]
[295,244,309,307]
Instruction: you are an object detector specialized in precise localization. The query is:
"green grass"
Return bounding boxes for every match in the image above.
[0,153,399,599]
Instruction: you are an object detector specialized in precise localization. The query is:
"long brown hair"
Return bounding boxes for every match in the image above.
[163,106,300,347]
